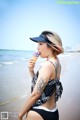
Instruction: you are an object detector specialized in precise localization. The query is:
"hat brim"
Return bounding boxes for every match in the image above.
[30,36,47,43]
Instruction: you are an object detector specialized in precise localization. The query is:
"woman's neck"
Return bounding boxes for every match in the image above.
[47,55,57,61]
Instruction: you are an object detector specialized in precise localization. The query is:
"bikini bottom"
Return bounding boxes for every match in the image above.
[30,106,59,120]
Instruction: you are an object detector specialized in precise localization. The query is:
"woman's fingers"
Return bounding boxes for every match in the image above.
[29,58,36,63]
[28,58,36,71]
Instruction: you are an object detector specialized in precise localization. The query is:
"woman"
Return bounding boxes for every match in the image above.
[18,31,64,120]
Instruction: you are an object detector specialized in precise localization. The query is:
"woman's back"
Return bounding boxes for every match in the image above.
[31,57,63,108]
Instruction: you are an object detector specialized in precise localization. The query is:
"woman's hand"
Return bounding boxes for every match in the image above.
[28,58,36,77]
[28,58,35,71]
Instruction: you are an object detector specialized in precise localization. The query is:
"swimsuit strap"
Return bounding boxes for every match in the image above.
[49,60,59,79]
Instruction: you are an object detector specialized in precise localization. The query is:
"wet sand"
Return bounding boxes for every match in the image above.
[0,53,80,120]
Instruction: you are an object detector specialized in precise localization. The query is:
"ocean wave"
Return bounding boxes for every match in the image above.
[0,58,27,66]
[3,61,14,65]
[0,60,19,67]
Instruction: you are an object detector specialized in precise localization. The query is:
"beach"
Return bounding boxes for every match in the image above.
[58,53,80,120]
[0,50,80,120]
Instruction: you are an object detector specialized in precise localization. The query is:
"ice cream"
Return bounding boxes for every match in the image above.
[32,51,40,62]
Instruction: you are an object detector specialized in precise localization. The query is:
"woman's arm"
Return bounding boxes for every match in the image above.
[18,91,41,120]
[18,61,55,120]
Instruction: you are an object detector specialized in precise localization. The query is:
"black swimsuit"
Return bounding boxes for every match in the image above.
[30,60,63,120]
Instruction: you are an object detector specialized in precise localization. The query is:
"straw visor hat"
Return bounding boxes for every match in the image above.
[30,31,64,55]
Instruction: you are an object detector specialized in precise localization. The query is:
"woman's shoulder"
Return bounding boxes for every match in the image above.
[39,60,55,73]
[42,60,54,68]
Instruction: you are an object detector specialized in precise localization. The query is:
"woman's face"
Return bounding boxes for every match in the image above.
[37,42,51,58]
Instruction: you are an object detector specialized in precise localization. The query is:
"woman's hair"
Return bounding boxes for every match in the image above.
[47,43,58,55]
[41,31,64,55]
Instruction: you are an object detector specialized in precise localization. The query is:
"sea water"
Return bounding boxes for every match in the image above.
[0,49,34,110]
[0,49,34,67]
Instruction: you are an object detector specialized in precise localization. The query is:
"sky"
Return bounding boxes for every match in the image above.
[0,0,80,51]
